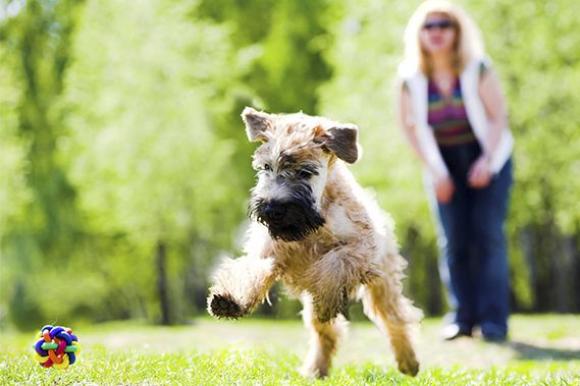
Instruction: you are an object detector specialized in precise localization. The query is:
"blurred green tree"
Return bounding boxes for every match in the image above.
[0,0,86,329]
[198,0,334,114]
[61,0,245,324]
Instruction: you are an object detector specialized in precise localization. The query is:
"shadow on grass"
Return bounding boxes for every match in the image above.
[508,341,580,361]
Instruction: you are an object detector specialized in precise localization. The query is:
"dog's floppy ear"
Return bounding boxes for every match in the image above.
[241,107,273,142]
[322,124,360,164]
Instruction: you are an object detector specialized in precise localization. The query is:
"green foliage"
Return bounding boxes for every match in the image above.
[60,0,248,323]
[0,0,85,328]
[255,0,334,113]
[63,0,238,244]
[0,0,252,326]
[0,44,30,235]
[0,0,579,327]
[199,0,334,113]
[0,42,31,320]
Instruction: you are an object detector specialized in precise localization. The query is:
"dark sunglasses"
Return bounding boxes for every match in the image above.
[423,20,455,30]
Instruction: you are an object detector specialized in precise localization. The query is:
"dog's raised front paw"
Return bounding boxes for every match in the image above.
[208,293,245,319]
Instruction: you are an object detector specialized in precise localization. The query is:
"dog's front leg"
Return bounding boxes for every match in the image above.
[305,245,381,322]
[207,255,278,319]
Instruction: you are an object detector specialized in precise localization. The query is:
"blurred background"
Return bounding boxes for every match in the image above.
[0,0,578,330]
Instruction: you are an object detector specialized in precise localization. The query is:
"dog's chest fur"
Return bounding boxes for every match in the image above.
[263,164,375,293]
[272,227,339,291]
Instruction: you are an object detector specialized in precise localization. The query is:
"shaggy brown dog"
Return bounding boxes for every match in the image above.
[207,107,421,378]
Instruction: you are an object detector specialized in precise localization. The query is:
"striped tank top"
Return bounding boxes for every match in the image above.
[427,77,477,146]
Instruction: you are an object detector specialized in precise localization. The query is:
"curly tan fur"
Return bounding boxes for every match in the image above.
[208,108,422,378]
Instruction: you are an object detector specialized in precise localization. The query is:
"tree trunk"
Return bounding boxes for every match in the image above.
[156,240,172,325]
[555,235,575,312]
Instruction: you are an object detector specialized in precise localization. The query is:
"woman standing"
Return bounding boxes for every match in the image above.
[397,0,514,341]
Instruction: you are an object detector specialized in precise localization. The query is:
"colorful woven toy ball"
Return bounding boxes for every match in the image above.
[33,325,80,369]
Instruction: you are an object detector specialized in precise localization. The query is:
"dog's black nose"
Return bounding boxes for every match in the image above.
[264,202,286,223]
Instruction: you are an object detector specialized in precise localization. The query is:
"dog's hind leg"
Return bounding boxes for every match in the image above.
[299,293,347,378]
[360,254,422,376]
[207,255,278,319]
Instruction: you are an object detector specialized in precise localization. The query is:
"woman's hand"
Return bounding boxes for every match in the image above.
[468,155,492,188]
[434,174,455,203]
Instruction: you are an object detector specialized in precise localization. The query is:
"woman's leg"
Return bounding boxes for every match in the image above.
[431,181,476,334]
[471,159,513,340]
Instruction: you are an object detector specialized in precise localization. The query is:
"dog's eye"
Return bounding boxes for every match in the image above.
[263,164,272,171]
[297,169,312,179]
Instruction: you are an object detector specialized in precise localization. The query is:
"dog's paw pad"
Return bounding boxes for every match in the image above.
[208,294,244,319]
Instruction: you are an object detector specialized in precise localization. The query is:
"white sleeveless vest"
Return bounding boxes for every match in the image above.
[400,58,513,177]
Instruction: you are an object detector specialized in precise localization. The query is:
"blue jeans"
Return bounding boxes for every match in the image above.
[432,143,513,338]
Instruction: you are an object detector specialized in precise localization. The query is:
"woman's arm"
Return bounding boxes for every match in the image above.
[398,82,427,164]
[468,68,509,188]
[479,68,509,161]
[397,81,447,176]
[397,81,454,203]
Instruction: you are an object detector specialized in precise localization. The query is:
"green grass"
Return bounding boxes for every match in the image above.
[1,315,579,385]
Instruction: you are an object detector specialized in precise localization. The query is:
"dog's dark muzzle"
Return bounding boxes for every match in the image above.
[262,201,288,225]
[254,199,325,241]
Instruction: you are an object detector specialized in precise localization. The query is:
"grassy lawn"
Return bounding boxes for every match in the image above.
[1,315,579,385]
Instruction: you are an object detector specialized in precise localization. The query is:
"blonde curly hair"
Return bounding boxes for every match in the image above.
[403,0,485,76]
